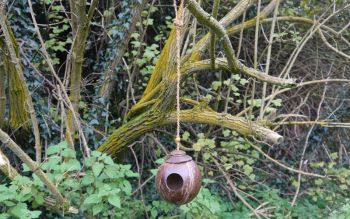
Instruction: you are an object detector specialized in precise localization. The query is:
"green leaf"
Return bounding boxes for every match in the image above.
[35,194,44,205]
[83,194,101,205]
[203,152,210,161]
[47,141,68,155]
[104,165,118,179]
[125,170,139,177]
[8,203,27,218]
[182,131,190,141]
[108,195,121,208]
[243,165,253,176]
[93,203,104,215]
[271,99,282,107]
[330,152,338,160]
[47,146,61,155]
[61,148,76,158]
[30,211,41,218]
[150,169,158,176]
[211,81,221,91]
[103,156,114,165]
[92,163,104,177]
[239,78,248,85]
[155,158,164,165]
[193,142,202,152]
[61,159,81,171]
[223,129,231,137]
[91,151,102,158]
[81,174,95,186]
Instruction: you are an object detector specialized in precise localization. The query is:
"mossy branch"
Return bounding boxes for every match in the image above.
[0,2,41,162]
[165,109,283,144]
[0,43,6,128]
[98,107,283,155]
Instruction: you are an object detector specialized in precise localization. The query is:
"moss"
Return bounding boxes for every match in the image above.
[0,37,29,129]
[0,41,6,128]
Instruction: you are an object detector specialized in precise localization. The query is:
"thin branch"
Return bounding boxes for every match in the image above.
[259,0,280,119]
[209,0,220,69]
[27,0,90,156]
[182,58,296,86]
[245,138,326,178]
[185,0,295,86]
[318,29,350,60]
[211,156,262,219]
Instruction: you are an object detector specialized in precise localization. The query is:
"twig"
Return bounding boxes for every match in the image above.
[259,0,280,119]
[209,0,220,69]
[211,156,262,219]
[244,138,326,178]
[185,0,295,87]
[27,0,90,157]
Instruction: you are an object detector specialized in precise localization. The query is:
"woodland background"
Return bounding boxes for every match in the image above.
[0,0,350,218]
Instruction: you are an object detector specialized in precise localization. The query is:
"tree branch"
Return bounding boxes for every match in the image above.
[164,109,283,144]
[0,148,19,180]
[182,58,296,87]
[185,0,294,86]
[0,1,42,162]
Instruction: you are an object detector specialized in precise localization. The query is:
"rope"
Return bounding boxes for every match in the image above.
[173,0,184,151]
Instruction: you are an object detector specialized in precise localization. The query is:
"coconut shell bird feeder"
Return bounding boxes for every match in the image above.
[156,150,202,205]
[155,0,202,205]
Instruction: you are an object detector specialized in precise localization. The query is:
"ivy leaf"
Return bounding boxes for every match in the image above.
[103,156,114,165]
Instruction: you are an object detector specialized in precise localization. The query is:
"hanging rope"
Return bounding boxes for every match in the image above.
[173,0,184,151]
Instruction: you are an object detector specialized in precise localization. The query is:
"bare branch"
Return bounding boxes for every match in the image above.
[185,0,294,86]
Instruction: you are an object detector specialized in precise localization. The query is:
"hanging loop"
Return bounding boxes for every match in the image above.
[173,0,184,151]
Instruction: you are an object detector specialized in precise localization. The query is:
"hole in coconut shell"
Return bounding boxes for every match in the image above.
[166,173,183,190]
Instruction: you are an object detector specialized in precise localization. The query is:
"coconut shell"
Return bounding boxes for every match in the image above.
[156,150,201,205]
